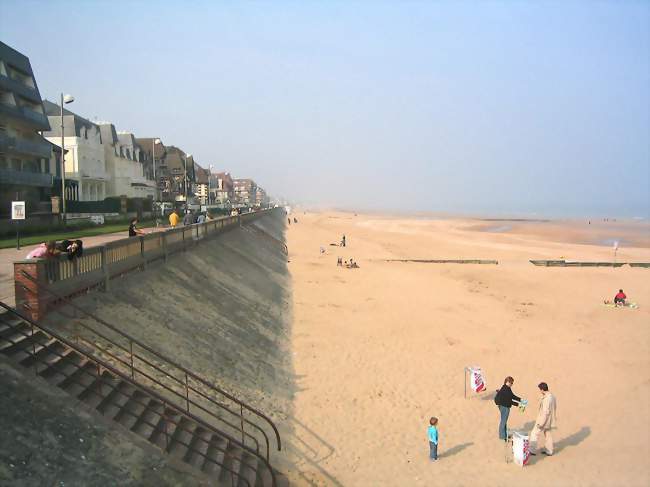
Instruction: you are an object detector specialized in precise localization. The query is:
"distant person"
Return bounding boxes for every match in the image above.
[183,211,193,226]
[196,212,206,224]
[320,246,325,254]
[494,376,522,441]
[337,257,343,266]
[169,210,180,228]
[26,241,58,260]
[205,212,213,221]
[427,417,439,461]
[293,217,298,223]
[129,218,146,237]
[341,234,346,247]
[288,217,291,225]
[529,382,557,456]
[614,289,627,306]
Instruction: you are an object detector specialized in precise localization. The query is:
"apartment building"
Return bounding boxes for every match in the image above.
[233,178,257,206]
[42,100,107,201]
[194,165,210,205]
[213,171,233,206]
[0,41,54,216]
[255,186,268,207]
[136,137,167,201]
[98,123,155,199]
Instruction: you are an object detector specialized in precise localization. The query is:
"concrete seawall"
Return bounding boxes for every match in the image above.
[47,210,294,434]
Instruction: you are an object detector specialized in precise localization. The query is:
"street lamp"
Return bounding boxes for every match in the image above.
[152,138,161,201]
[60,93,74,225]
[184,153,192,212]
[208,164,213,205]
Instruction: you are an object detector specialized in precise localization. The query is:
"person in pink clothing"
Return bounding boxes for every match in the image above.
[25,241,58,259]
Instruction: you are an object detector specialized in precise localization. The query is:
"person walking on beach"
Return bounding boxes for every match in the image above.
[495,376,522,441]
[169,209,179,228]
[530,382,557,456]
[341,234,346,247]
[428,417,439,461]
[288,217,291,225]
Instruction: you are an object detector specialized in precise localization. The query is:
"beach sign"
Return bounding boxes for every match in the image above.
[512,431,531,466]
[464,366,487,397]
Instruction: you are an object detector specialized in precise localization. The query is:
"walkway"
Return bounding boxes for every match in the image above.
[0,226,167,306]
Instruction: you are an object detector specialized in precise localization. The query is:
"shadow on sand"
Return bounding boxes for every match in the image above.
[441,442,473,458]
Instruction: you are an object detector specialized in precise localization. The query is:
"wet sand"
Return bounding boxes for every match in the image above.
[286,211,650,486]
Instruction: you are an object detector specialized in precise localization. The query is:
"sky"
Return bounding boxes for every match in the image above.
[1,0,648,217]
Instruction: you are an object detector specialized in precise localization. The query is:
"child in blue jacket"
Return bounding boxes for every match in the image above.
[428,417,439,460]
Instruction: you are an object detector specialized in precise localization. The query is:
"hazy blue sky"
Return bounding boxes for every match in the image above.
[2,1,648,216]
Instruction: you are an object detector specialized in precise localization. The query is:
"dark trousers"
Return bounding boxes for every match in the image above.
[429,441,438,460]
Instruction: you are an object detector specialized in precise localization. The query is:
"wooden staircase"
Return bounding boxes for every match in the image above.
[0,309,283,487]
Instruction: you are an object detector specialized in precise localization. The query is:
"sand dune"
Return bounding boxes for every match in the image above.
[286,211,650,486]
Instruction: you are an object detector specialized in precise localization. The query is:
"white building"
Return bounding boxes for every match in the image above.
[98,123,155,199]
[42,100,107,201]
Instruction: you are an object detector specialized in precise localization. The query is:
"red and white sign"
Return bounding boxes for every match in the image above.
[468,366,486,393]
[512,432,530,466]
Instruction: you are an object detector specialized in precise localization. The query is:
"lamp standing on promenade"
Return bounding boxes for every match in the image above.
[208,164,213,205]
[60,93,74,225]
[184,153,191,212]
[152,138,161,201]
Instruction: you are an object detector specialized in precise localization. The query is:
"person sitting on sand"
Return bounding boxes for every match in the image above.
[614,289,627,306]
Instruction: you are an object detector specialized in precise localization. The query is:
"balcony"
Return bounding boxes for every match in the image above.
[0,102,50,131]
[0,73,41,104]
[0,132,51,159]
[0,168,53,187]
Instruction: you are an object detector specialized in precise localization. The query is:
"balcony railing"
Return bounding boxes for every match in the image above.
[0,132,51,159]
[0,168,53,187]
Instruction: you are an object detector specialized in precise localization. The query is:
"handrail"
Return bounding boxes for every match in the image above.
[0,313,253,486]
[19,270,282,458]
[0,302,277,487]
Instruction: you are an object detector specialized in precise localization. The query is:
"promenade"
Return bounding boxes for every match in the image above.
[0,227,167,306]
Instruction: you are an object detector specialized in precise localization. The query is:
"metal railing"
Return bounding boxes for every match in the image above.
[0,302,276,487]
[37,210,274,289]
[19,269,282,464]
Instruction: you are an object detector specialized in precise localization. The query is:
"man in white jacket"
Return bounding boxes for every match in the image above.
[530,382,557,456]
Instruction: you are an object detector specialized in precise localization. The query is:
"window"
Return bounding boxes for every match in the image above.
[0,155,6,169]
[23,159,39,173]
[11,158,21,171]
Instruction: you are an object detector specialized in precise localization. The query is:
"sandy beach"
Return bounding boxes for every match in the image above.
[285,210,650,486]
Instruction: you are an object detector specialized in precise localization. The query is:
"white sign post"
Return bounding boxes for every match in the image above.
[11,201,26,250]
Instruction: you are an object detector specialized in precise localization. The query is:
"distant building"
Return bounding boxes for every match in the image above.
[0,41,54,217]
[99,124,155,199]
[136,137,168,201]
[213,171,233,206]
[255,186,268,207]
[42,100,107,201]
[194,165,210,205]
[164,146,195,203]
[233,178,257,207]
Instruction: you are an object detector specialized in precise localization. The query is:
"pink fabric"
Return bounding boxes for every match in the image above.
[26,244,48,259]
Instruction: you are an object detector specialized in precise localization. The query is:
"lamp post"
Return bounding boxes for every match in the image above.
[184,153,191,212]
[208,164,213,205]
[152,138,161,201]
[60,93,74,225]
